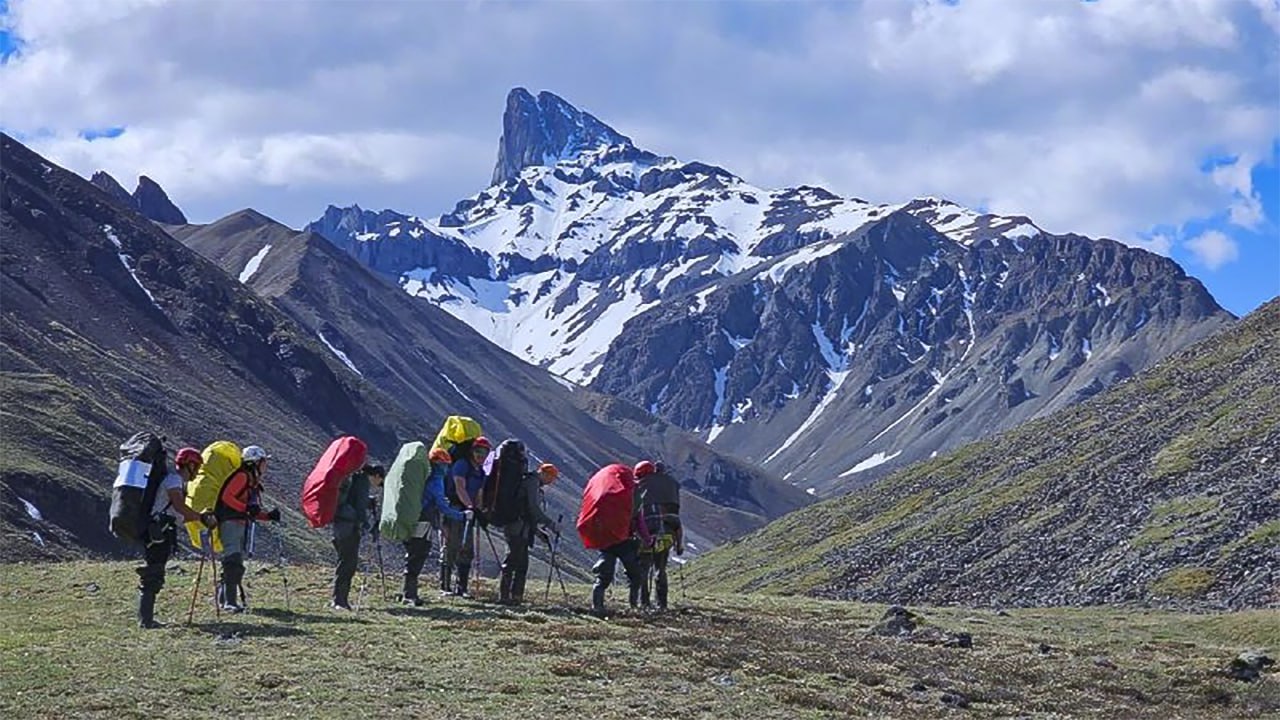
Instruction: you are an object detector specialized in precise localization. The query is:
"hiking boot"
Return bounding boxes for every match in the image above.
[402,575,420,605]
[438,565,452,595]
[454,566,471,598]
[137,591,162,629]
[220,602,245,614]
[330,601,354,612]
[591,584,607,617]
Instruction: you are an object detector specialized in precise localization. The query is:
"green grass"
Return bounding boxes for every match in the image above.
[1151,567,1218,599]
[1,562,1277,719]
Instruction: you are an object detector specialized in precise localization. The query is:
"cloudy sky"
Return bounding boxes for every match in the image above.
[1,0,1276,314]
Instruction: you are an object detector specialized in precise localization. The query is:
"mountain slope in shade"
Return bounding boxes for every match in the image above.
[174,209,810,568]
[0,134,414,561]
[306,88,1231,495]
[689,298,1280,610]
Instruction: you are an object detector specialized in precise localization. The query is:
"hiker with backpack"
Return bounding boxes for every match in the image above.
[330,463,385,610]
[136,447,216,628]
[577,463,651,617]
[633,460,683,610]
[441,436,491,597]
[214,445,282,613]
[485,439,558,606]
[397,448,464,606]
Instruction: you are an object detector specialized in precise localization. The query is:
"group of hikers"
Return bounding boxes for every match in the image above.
[109,417,685,628]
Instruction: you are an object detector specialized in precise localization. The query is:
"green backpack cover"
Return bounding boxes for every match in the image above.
[380,441,429,541]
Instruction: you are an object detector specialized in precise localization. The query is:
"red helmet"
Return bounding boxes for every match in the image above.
[175,447,203,469]
[634,460,656,478]
[473,436,492,451]
[429,448,452,464]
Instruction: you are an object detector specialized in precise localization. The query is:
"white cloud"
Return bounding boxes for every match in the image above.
[1133,234,1175,256]
[1185,229,1241,269]
[0,0,1275,245]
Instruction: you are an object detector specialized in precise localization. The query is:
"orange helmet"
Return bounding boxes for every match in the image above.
[473,436,492,451]
[429,448,452,464]
[538,463,559,482]
[634,460,656,478]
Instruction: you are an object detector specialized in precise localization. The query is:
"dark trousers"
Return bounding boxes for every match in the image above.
[638,547,671,608]
[332,525,360,606]
[500,522,532,602]
[137,520,175,594]
[403,521,432,600]
[591,538,643,610]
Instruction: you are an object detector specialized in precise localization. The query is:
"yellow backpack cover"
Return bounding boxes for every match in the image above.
[185,441,241,549]
[430,416,482,455]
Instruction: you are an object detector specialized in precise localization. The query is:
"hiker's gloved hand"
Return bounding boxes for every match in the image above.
[676,543,685,557]
[200,512,218,529]
[246,504,261,518]
[463,509,475,522]
[266,508,282,522]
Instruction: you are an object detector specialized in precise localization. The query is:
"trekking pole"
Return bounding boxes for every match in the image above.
[543,513,563,603]
[483,527,503,572]
[277,531,291,613]
[678,557,686,604]
[187,552,206,625]
[374,533,388,602]
[552,547,572,605]
[208,533,221,620]
[357,534,369,611]
[241,520,256,611]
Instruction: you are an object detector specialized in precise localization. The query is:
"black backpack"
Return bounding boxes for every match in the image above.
[108,432,168,543]
[482,439,527,525]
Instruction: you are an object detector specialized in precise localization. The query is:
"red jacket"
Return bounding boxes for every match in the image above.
[217,468,270,521]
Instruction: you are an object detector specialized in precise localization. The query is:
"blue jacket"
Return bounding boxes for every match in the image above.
[450,458,487,509]
[425,463,464,522]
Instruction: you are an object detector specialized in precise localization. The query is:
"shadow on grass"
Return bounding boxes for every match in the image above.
[190,621,310,638]
[251,607,371,625]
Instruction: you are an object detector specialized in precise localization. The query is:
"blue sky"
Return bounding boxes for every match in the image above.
[1,0,1276,315]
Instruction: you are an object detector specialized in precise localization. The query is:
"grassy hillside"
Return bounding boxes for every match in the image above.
[1,561,1276,718]
[690,298,1279,609]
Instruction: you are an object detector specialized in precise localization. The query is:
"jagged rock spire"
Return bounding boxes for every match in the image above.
[491,88,632,185]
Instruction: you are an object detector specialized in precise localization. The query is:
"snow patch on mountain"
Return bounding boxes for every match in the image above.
[839,450,902,477]
[317,330,363,377]
[438,371,474,403]
[239,245,272,284]
[103,224,162,312]
[18,496,43,521]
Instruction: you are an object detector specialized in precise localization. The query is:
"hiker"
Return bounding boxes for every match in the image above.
[214,445,282,613]
[577,463,651,617]
[633,460,683,610]
[331,463,385,610]
[400,449,464,606]
[497,462,559,606]
[137,447,215,628]
[441,436,490,597]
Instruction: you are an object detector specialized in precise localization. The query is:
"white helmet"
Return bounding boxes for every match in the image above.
[242,445,270,463]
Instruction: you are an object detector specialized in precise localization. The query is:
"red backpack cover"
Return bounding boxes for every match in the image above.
[576,463,636,550]
[301,436,368,528]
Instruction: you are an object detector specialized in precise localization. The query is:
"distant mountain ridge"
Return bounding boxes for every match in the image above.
[306,88,1231,494]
